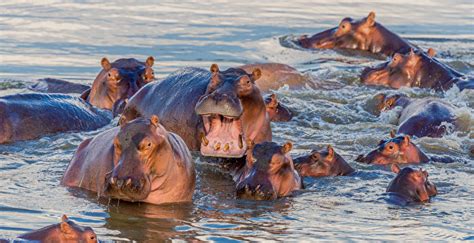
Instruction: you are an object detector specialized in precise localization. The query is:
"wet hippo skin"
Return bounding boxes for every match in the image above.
[294,145,354,177]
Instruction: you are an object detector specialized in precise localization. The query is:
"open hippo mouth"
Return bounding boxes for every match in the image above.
[195,93,247,158]
[103,172,152,202]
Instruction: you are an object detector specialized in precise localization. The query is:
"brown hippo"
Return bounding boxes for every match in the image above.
[294,145,354,177]
[297,12,413,57]
[29,78,90,94]
[239,63,315,91]
[81,56,156,112]
[233,141,302,200]
[377,94,458,138]
[61,116,195,205]
[361,48,474,91]
[18,215,97,243]
[356,132,429,165]
[0,93,111,144]
[386,164,437,205]
[264,93,294,122]
[121,64,272,159]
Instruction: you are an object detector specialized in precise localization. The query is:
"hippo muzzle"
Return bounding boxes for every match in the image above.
[195,91,246,158]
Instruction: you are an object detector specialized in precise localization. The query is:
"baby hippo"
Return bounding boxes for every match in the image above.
[294,145,354,177]
[235,141,302,200]
[18,215,97,243]
[356,132,429,165]
[62,115,195,205]
[264,93,294,122]
[386,164,437,205]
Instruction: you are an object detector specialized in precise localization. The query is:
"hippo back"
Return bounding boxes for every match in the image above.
[123,67,210,150]
[0,93,111,143]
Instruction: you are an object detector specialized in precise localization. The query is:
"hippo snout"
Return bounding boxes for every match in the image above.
[195,92,243,118]
[104,173,150,201]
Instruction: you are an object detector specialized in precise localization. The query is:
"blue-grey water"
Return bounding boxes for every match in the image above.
[0,1,473,241]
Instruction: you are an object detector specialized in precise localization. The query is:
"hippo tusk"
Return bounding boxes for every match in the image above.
[238,134,243,149]
[201,132,209,146]
[223,143,230,152]
[110,177,116,185]
[126,178,132,186]
[214,142,221,151]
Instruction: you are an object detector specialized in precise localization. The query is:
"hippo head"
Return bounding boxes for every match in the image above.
[103,115,173,202]
[195,64,271,158]
[236,141,302,200]
[20,215,97,243]
[356,132,430,165]
[373,93,410,113]
[294,145,355,177]
[387,164,437,203]
[361,49,437,88]
[87,56,155,112]
[299,12,378,50]
[264,93,294,122]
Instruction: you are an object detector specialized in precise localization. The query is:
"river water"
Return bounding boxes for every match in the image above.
[0,0,473,241]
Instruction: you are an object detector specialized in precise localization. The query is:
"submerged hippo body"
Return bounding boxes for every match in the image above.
[83,56,156,112]
[378,94,458,138]
[61,116,195,205]
[386,164,437,205]
[356,133,429,165]
[18,215,97,243]
[239,63,315,91]
[29,78,90,94]
[0,93,111,144]
[297,12,413,57]
[122,65,272,158]
[294,145,354,177]
[361,48,473,91]
[233,141,302,200]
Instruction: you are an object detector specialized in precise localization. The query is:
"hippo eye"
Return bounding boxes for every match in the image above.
[388,145,394,150]
[108,73,111,77]
[151,71,154,75]
[148,142,151,147]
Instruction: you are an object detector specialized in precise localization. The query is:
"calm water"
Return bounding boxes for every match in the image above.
[0,0,473,241]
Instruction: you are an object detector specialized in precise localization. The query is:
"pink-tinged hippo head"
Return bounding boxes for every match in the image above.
[294,145,355,177]
[387,164,437,203]
[18,215,97,243]
[236,141,302,200]
[195,64,272,158]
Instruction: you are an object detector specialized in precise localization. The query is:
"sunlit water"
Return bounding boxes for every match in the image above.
[0,0,473,241]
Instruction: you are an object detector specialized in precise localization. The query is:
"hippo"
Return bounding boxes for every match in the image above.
[121,64,272,159]
[233,141,302,200]
[377,94,458,138]
[0,93,110,144]
[294,145,354,177]
[61,116,195,205]
[356,132,429,165]
[361,48,474,91]
[239,63,315,91]
[386,164,437,205]
[264,93,294,122]
[29,78,90,94]
[18,215,97,243]
[297,12,413,57]
[81,56,156,112]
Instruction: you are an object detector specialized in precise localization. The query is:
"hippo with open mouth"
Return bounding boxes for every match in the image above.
[121,64,273,158]
[297,12,413,57]
[61,115,195,205]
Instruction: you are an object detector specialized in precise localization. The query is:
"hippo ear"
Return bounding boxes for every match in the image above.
[390,164,400,174]
[281,141,293,154]
[146,56,155,67]
[150,115,160,127]
[327,145,334,161]
[60,221,73,235]
[401,135,411,148]
[427,48,436,58]
[251,68,262,81]
[366,11,376,26]
[210,64,220,74]
[266,93,278,108]
[390,130,396,138]
[101,57,112,71]
[61,215,69,222]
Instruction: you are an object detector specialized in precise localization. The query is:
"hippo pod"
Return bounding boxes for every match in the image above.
[232,141,302,200]
[18,215,97,243]
[361,48,473,91]
[386,164,437,205]
[0,93,111,144]
[356,132,429,165]
[61,115,196,205]
[297,12,413,57]
[121,64,273,159]
[294,145,354,177]
[376,94,458,138]
[82,56,156,115]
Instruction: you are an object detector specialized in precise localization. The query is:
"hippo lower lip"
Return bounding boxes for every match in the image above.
[103,174,152,202]
[200,114,246,158]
